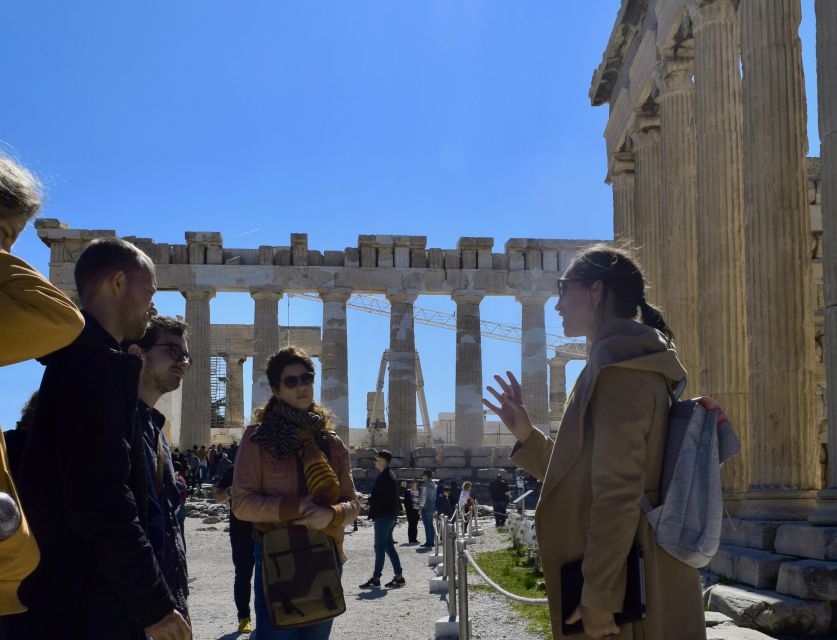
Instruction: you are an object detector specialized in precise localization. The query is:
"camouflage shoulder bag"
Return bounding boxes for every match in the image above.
[260,440,345,629]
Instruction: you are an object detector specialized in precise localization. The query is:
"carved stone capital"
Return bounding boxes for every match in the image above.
[630,115,662,149]
[451,290,485,306]
[386,290,418,305]
[249,288,282,302]
[319,287,352,304]
[181,288,216,302]
[656,53,695,96]
[687,0,740,30]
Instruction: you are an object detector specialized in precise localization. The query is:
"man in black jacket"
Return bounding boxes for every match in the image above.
[489,473,510,527]
[359,449,405,589]
[14,238,191,640]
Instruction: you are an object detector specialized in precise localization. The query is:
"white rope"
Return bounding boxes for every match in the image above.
[462,550,549,606]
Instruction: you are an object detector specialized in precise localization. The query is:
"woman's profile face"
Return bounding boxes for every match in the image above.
[555,269,595,338]
[273,362,315,411]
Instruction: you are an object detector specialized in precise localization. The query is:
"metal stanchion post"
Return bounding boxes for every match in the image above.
[441,520,449,579]
[434,514,441,556]
[457,539,470,640]
[447,521,457,618]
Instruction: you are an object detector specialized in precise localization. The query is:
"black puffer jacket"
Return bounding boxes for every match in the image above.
[16,313,176,639]
[368,467,399,520]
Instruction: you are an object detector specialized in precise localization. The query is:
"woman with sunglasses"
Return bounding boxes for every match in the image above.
[485,245,705,640]
[232,346,360,640]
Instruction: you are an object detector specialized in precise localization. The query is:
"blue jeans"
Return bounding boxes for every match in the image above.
[372,516,402,579]
[492,501,508,526]
[253,542,341,640]
[421,509,435,545]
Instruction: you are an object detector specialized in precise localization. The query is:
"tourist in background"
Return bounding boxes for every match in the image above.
[359,449,404,589]
[485,245,705,640]
[434,485,453,519]
[417,469,436,548]
[489,473,510,527]
[0,155,84,630]
[448,479,461,510]
[458,480,474,532]
[403,479,420,544]
[232,346,359,639]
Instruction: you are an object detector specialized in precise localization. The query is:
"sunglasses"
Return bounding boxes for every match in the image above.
[281,371,315,388]
[151,343,192,366]
[557,277,583,297]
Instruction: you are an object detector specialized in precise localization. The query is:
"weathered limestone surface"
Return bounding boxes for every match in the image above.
[740,0,819,519]
[320,288,351,443]
[387,292,418,454]
[224,355,245,428]
[812,0,837,524]
[517,293,550,435]
[774,523,837,561]
[708,584,832,636]
[721,519,782,551]
[657,51,700,388]
[453,292,484,449]
[548,355,569,433]
[609,151,636,242]
[251,289,281,415]
[181,289,214,447]
[776,559,837,601]
[689,0,750,497]
[630,115,663,304]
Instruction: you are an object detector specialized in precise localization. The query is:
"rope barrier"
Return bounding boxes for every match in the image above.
[462,549,549,606]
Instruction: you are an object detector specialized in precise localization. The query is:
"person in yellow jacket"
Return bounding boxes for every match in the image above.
[0,155,84,616]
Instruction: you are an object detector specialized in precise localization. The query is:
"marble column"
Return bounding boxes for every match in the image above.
[548,355,569,434]
[180,288,215,449]
[689,0,750,497]
[609,151,636,242]
[631,115,663,304]
[740,0,818,519]
[658,50,701,389]
[812,0,837,524]
[517,293,550,435]
[387,292,418,455]
[320,288,351,444]
[453,291,485,449]
[224,355,245,428]
[251,289,281,417]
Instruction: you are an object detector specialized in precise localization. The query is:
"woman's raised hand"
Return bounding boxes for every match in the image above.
[483,371,535,443]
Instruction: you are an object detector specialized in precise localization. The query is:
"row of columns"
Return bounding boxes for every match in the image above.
[611,0,823,518]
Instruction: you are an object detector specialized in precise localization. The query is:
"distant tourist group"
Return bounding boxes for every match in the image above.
[0,153,708,640]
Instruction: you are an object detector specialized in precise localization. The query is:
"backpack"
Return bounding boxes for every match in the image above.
[641,379,740,568]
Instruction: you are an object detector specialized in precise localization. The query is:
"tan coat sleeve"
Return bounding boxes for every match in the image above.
[509,428,554,482]
[0,252,84,367]
[231,430,300,524]
[329,434,360,527]
[581,367,655,612]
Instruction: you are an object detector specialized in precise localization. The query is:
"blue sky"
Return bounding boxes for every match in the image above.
[0,1,821,433]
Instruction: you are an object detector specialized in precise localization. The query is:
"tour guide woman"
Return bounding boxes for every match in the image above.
[485,245,705,640]
[232,346,360,640]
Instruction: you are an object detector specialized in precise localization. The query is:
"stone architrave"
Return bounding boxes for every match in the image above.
[548,355,570,433]
[631,114,663,305]
[657,50,700,388]
[609,151,636,242]
[689,0,750,497]
[251,289,281,416]
[740,0,819,519]
[320,288,351,444]
[180,288,215,448]
[517,293,550,435]
[453,291,485,449]
[224,355,245,428]
[811,0,837,524]
[387,291,418,455]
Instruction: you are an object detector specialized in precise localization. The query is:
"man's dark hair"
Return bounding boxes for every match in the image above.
[123,316,189,352]
[74,237,150,301]
[0,156,42,222]
[375,449,392,464]
[422,469,433,479]
[16,391,39,431]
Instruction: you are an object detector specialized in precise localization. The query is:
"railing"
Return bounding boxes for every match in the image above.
[429,503,548,640]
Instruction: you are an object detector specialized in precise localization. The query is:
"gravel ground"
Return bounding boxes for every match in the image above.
[185,513,547,640]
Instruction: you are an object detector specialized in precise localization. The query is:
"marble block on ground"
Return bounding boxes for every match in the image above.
[776,559,837,601]
[708,584,832,636]
[721,518,782,551]
[774,523,837,560]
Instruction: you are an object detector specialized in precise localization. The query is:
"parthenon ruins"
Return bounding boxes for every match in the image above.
[34,220,590,456]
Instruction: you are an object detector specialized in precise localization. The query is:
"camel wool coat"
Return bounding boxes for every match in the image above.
[512,319,706,640]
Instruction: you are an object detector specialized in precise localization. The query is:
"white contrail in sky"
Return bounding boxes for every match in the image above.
[235,228,260,237]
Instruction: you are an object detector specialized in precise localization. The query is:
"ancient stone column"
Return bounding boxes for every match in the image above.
[180,288,215,448]
[320,288,351,444]
[811,0,837,524]
[224,355,245,428]
[689,0,750,497]
[517,293,550,435]
[609,151,636,242]
[548,355,570,434]
[740,0,818,519]
[251,289,281,417]
[387,292,418,455]
[657,51,701,388]
[630,115,663,304]
[453,291,485,449]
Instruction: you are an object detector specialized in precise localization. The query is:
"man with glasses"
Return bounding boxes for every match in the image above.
[124,316,193,625]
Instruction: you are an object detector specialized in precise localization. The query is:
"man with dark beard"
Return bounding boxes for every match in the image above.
[14,238,191,640]
[124,316,193,624]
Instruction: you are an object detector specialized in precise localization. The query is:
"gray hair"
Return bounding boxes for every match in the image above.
[0,156,43,221]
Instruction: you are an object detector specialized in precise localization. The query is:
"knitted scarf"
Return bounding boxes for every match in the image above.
[251,400,325,461]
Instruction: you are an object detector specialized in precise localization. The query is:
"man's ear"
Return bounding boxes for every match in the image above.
[107,270,127,296]
[126,344,144,358]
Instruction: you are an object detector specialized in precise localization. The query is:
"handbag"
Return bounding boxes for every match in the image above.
[260,435,345,629]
